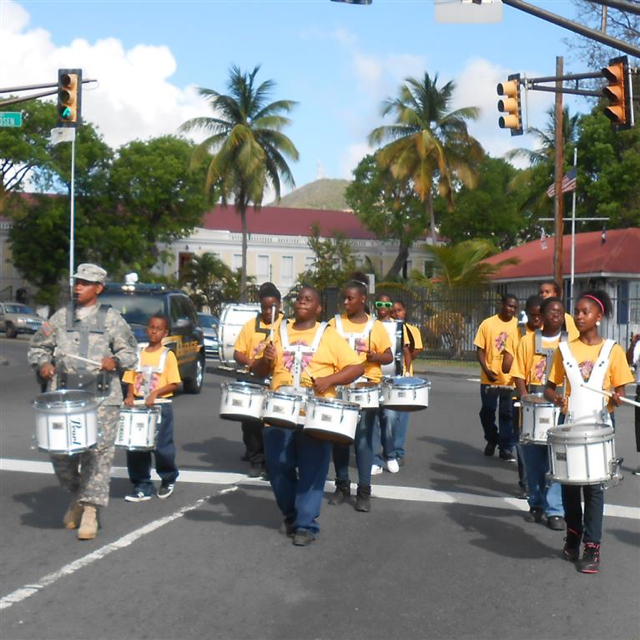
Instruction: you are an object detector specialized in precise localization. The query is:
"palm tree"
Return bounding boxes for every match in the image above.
[180,66,299,299]
[368,72,484,244]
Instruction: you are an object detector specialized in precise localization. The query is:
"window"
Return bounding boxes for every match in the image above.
[281,256,294,282]
[304,256,316,272]
[257,255,270,281]
[232,254,242,271]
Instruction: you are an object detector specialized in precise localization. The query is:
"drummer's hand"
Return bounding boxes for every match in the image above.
[40,362,55,380]
[263,344,277,363]
[610,391,624,407]
[145,392,157,407]
[101,356,118,372]
[313,377,331,395]
[124,396,135,407]
[365,351,378,363]
[486,370,498,383]
[552,392,565,408]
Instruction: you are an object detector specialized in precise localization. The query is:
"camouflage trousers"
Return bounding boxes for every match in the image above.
[50,405,120,507]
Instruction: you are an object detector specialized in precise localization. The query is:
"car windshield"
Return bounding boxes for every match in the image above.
[100,294,164,327]
[197,314,218,329]
[4,304,36,314]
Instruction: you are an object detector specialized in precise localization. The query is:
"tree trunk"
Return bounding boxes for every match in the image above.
[427,191,437,245]
[240,205,248,302]
[384,239,411,280]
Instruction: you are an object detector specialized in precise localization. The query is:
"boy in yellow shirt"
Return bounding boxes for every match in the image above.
[123,315,181,502]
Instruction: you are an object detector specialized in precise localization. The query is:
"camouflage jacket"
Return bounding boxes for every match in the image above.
[29,303,138,405]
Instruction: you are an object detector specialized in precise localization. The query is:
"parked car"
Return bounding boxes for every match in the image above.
[197,313,220,360]
[100,283,205,394]
[0,302,44,338]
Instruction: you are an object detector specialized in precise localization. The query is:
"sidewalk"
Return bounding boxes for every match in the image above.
[414,359,479,380]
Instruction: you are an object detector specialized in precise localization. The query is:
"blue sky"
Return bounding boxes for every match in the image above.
[2,0,592,191]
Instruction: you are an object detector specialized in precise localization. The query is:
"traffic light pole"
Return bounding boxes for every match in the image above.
[553,56,564,292]
[69,135,76,296]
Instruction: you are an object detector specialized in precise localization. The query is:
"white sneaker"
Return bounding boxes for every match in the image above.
[371,464,383,475]
[386,459,400,474]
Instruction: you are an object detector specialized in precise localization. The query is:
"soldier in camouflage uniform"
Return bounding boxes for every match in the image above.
[29,264,138,540]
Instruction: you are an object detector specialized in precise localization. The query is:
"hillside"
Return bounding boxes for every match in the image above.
[271,178,351,211]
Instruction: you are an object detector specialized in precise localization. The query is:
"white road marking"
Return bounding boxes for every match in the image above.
[2,457,638,520]
[0,487,236,612]
[466,377,482,383]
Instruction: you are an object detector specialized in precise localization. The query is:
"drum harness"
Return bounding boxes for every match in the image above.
[279,320,327,390]
[334,314,375,386]
[528,329,568,395]
[558,339,615,426]
[133,346,171,412]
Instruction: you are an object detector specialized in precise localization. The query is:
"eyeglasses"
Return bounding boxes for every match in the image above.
[375,301,393,309]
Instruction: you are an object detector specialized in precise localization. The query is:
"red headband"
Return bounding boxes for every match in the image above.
[581,294,605,314]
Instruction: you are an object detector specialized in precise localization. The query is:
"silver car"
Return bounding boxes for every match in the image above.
[197,313,219,359]
[0,302,44,338]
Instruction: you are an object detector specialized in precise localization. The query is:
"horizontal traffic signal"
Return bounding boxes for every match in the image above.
[602,56,632,129]
[497,73,522,136]
[57,68,82,127]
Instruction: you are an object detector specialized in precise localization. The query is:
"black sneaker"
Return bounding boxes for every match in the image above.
[524,507,544,523]
[578,543,601,574]
[484,442,497,457]
[563,528,582,562]
[547,515,565,531]
[247,464,264,478]
[514,488,529,500]
[125,490,152,503]
[279,519,295,538]
[499,449,516,463]
[157,483,175,500]
[292,529,314,547]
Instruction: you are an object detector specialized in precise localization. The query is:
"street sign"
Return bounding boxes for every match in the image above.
[0,112,23,128]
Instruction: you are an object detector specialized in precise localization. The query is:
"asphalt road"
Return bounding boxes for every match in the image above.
[1,337,639,640]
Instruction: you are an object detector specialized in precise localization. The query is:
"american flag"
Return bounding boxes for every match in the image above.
[546,168,577,198]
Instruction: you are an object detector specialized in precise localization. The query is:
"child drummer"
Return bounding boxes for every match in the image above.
[544,290,633,573]
[123,314,181,502]
[253,285,364,547]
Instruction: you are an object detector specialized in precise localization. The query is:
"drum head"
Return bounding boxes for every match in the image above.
[34,389,97,409]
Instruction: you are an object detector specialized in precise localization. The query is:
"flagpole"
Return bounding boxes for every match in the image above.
[570,147,577,311]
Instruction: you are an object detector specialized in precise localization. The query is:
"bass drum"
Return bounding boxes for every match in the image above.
[218,303,261,365]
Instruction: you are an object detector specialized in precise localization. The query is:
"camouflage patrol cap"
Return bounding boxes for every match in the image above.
[73,263,107,284]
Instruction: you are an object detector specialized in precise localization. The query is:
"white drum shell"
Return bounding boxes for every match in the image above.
[33,390,99,454]
[337,385,380,410]
[520,395,559,444]
[262,390,308,428]
[220,382,265,422]
[218,304,261,365]
[303,397,360,445]
[116,407,160,451]
[547,424,616,485]
[380,378,430,411]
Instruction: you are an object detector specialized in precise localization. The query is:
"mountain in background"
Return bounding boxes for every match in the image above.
[270,179,351,211]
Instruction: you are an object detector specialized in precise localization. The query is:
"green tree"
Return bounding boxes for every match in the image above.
[180,65,299,299]
[368,72,484,243]
[345,154,427,279]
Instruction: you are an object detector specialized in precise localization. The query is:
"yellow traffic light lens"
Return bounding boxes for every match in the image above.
[497,80,518,97]
[499,115,520,129]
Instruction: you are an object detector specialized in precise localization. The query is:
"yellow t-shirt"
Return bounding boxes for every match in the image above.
[474,314,519,385]
[270,322,362,398]
[327,315,391,383]
[122,348,181,398]
[234,314,283,362]
[548,338,634,410]
[564,313,578,337]
[404,323,423,376]
[511,331,563,387]
[504,324,535,358]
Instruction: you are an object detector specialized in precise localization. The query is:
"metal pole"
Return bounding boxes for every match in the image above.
[554,56,564,293]
[570,148,578,311]
[69,135,76,295]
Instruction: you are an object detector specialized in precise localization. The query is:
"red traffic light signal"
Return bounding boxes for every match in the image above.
[497,73,523,136]
[57,68,82,127]
[602,56,632,129]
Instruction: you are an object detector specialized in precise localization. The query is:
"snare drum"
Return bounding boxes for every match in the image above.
[380,377,430,412]
[218,304,261,365]
[33,390,99,454]
[337,382,380,410]
[520,394,559,444]
[262,387,312,428]
[303,397,360,445]
[547,423,617,485]
[220,382,266,422]
[116,406,160,451]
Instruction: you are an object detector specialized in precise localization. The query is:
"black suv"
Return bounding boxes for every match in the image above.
[101,283,205,394]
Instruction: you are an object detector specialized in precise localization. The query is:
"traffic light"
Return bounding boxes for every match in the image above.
[602,56,632,129]
[497,74,522,136]
[57,68,82,127]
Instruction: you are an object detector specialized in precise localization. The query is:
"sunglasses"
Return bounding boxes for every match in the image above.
[375,301,393,309]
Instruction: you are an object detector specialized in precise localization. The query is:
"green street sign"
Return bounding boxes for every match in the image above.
[0,112,23,128]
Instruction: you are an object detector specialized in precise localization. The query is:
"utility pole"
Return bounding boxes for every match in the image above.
[553,56,564,291]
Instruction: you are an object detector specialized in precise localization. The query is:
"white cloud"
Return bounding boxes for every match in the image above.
[339,142,374,179]
[0,0,209,149]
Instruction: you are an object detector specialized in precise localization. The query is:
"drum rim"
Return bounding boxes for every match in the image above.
[33,389,99,410]
[382,376,431,388]
[548,424,614,442]
[307,396,360,411]
[222,381,266,394]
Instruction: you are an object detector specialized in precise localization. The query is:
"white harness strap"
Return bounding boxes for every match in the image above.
[135,347,170,399]
[381,320,403,378]
[280,320,327,389]
[334,314,375,350]
[559,339,615,425]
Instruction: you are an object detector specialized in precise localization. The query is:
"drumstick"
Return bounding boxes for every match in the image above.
[59,352,102,368]
[580,383,640,409]
[269,304,276,343]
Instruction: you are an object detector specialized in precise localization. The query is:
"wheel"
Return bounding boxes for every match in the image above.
[5,324,17,339]
[183,355,204,394]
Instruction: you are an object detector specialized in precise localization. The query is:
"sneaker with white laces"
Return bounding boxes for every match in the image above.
[125,490,152,503]
[386,459,400,474]
[371,464,383,476]
[157,483,175,499]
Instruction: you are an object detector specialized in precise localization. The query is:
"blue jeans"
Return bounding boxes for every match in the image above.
[393,411,410,460]
[263,426,331,537]
[521,444,563,516]
[562,484,604,544]
[479,385,516,451]
[127,403,179,492]
[372,408,399,466]
[333,410,377,486]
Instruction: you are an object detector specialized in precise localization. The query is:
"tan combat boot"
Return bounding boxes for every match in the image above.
[62,496,83,530]
[77,504,98,540]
